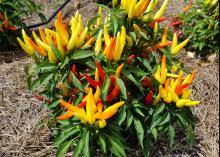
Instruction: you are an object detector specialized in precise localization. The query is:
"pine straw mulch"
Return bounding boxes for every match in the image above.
[0,52,218,157]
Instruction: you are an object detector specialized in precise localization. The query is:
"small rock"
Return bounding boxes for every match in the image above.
[187,51,195,58]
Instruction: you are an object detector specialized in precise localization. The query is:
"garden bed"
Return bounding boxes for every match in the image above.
[0,51,218,157]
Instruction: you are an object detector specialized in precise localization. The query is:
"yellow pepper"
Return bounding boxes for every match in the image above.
[153,0,169,20]
[17,37,35,56]
[86,88,96,124]
[154,22,159,35]
[97,7,103,27]
[95,30,103,54]
[161,26,169,44]
[115,63,124,78]
[126,35,133,47]
[171,39,189,55]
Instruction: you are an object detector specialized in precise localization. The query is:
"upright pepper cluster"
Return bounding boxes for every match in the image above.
[95,24,126,62]
[152,55,200,107]
[17,11,91,64]
[0,13,17,32]
[58,87,125,128]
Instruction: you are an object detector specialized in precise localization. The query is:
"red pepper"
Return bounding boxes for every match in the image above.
[78,101,87,108]
[141,52,148,58]
[142,77,151,87]
[149,17,167,28]
[175,83,189,95]
[152,41,173,50]
[0,13,4,19]
[7,26,17,31]
[145,41,172,53]
[169,21,183,27]
[127,54,136,64]
[84,74,101,88]
[34,95,44,101]
[71,64,77,75]
[96,61,106,84]
[145,90,153,105]
[4,18,8,29]
[108,75,116,92]
[106,85,120,102]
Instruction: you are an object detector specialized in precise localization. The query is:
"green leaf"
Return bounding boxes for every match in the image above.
[125,73,144,95]
[139,31,149,40]
[29,79,41,91]
[168,125,175,148]
[151,128,157,140]
[51,44,62,61]
[98,135,107,154]
[70,72,85,92]
[55,128,79,146]
[40,73,54,86]
[72,136,84,157]
[71,50,93,60]
[134,108,145,117]
[116,77,127,100]
[126,111,134,129]
[113,16,119,36]
[153,103,165,117]
[60,56,70,69]
[38,12,46,22]
[138,57,152,72]
[37,64,57,72]
[115,106,127,125]
[83,132,90,157]
[47,99,60,109]
[134,119,144,148]
[109,136,126,157]
[87,15,101,29]
[150,116,163,130]
[101,76,110,101]
[143,139,152,157]
[159,113,170,126]
[56,139,74,157]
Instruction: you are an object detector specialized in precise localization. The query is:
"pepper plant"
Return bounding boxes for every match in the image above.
[179,0,219,56]
[18,0,200,156]
[0,0,45,50]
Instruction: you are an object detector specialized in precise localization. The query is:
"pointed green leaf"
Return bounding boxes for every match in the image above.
[126,111,134,129]
[72,137,84,157]
[55,128,79,146]
[134,119,144,148]
[151,128,158,140]
[116,77,127,100]
[51,44,63,61]
[101,76,110,101]
[109,136,126,157]
[56,139,74,157]
[83,132,90,157]
[70,72,85,92]
[168,125,175,148]
[98,135,107,154]
[71,50,93,60]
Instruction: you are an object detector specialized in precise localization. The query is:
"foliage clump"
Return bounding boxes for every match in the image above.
[180,0,219,56]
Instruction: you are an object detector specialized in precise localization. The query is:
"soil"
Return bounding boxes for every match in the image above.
[0,50,27,64]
